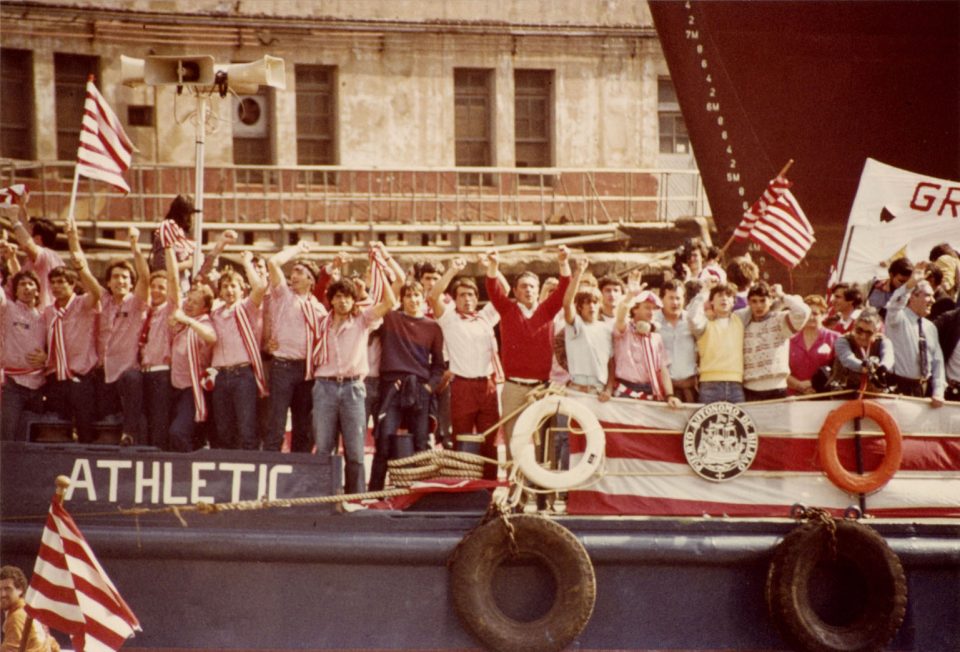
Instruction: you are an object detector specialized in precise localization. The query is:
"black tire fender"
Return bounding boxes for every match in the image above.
[770,520,907,652]
[449,514,596,652]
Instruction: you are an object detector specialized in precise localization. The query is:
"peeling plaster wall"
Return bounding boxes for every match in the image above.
[2,1,675,171]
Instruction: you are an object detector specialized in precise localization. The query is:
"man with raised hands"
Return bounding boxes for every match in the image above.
[208,251,267,449]
[313,270,396,495]
[484,245,571,455]
[264,240,326,453]
[42,218,102,443]
[428,256,502,477]
[96,227,150,445]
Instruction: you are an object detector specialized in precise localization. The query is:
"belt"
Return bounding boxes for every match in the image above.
[217,363,251,373]
[569,382,603,394]
[316,375,361,383]
[142,365,170,373]
[273,357,305,364]
[506,377,543,387]
[455,374,490,381]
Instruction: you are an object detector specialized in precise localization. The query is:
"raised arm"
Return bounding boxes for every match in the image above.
[428,256,465,319]
[615,270,643,334]
[563,257,588,325]
[268,240,310,289]
[8,198,40,261]
[195,229,237,283]
[241,250,267,307]
[129,226,150,303]
[371,271,397,319]
[65,218,103,307]
[165,245,182,309]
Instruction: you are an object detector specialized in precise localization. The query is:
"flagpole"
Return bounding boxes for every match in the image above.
[720,159,795,255]
[192,93,208,279]
[19,477,71,652]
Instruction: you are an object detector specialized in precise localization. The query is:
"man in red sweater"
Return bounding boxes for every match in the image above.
[484,246,571,458]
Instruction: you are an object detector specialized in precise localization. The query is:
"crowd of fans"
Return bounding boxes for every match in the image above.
[2,194,959,492]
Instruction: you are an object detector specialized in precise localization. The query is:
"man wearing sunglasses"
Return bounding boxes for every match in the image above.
[828,308,894,393]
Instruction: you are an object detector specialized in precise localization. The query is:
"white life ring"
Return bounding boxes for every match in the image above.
[510,395,605,489]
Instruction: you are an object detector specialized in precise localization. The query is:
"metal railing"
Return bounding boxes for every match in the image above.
[0,160,709,253]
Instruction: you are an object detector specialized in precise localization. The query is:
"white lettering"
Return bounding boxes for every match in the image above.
[97,460,133,503]
[135,461,161,504]
[191,462,217,504]
[162,462,188,505]
[267,465,294,500]
[258,464,268,500]
[219,462,256,502]
[66,458,96,501]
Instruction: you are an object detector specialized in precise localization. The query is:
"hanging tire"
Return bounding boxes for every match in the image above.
[449,514,596,652]
[510,395,605,490]
[770,519,907,652]
[818,399,902,494]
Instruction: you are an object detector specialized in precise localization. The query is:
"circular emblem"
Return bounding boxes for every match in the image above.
[682,401,759,482]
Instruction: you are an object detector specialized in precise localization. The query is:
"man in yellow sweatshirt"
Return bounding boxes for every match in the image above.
[687,282,745,403]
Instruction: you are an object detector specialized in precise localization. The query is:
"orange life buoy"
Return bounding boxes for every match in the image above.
[818,399,902,494]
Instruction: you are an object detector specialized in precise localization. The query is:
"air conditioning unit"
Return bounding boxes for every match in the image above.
[232,95,268,138]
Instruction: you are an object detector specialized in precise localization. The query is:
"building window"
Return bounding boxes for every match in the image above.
[55,53,98,162]
[127,105,154,127]
[514,69,553,185]
[1,49,33,160]
[296,65,335,166]
[455,68,493,186]
[658,77,690,154]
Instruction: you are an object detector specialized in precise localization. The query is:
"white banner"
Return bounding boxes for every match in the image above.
[837,158,960,284]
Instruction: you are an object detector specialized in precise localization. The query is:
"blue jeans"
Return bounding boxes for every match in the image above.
[170,387,206,452]
[211,365,258,449]
[143,369,173,449]
[266,359,314,452]
[106,368,145,443]
[698,381,745,404]
[1,379,43,441]
[46,371,97,443]
[312,378,367,495]
[369,377,431,491]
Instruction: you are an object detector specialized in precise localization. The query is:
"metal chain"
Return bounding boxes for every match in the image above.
[498,504,521,558]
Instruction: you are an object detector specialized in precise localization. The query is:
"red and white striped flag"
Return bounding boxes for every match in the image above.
[733,175,790,241]
[0,183,29,205]
[734,175,814,268]
[76,78,135,194]
[749,189,815,268]
[24,496,141,651]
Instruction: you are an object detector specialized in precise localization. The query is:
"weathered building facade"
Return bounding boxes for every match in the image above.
[1,0,705,255]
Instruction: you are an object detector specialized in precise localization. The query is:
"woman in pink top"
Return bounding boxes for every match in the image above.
[208,252,266,450]
[1,269,47,440]
[166,247,217,452]
[788,295,839,395]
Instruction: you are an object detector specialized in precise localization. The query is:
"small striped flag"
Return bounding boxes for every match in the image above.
[25,496,141,651]
[734,176,814,268]
[0,183,28,205]
[75,79,135,194]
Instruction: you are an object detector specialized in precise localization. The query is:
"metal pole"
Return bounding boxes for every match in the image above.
[192,93,208,278]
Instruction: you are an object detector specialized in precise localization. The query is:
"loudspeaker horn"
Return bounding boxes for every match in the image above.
[120,55,146,87]
[144,55,216,86]
[216,55,286,95]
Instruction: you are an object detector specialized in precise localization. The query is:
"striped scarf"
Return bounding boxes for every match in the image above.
[48,295,76,381]
[367,248,392,303]
[158,219,193,254]
[629,322,664,399]
[233,303,268,397]
[311,312,333,370]
[299,295,322,379]
[186,325,208,422]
